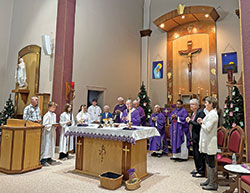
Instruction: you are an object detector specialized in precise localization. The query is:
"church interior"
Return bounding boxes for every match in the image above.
[1,0,250,192]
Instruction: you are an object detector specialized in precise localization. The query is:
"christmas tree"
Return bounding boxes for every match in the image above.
[137,82,152,122]
[0,94,15,126]
[223,86,244,129]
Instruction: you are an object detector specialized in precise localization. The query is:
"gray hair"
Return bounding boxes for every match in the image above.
[117,97,124,101]
[190,98,199,105]
[126,99,132,104]
[103,105,110,110]
[154,104,160,108]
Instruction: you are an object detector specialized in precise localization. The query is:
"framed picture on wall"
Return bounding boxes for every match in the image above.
[222,52,238,74]
[152,61,163,79]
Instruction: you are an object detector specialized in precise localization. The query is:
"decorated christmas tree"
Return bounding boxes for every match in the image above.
[0,94,15,126]
[137,82,152,122]
[223,86,244,129]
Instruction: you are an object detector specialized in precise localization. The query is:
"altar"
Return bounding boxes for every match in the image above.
[66,125,160,180]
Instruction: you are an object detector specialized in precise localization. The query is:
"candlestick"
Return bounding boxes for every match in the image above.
[197,87,200,94]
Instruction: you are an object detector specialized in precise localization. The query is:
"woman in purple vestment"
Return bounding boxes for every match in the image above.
[149,105,168,157]
[121,100,141,126]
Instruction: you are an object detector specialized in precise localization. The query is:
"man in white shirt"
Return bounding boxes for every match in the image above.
[87,99,102,123]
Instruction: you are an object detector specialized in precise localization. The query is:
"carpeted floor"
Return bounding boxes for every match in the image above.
[0,153,229,193]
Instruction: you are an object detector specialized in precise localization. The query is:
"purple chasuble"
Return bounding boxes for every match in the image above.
[121,108,141,126]
[136,106,146,126]
[113,104,127,123]
[169,107,189,154]
[148,112,168,153]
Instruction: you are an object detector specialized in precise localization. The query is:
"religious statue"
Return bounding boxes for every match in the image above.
[15,58,27,88]
[178,41,202,92]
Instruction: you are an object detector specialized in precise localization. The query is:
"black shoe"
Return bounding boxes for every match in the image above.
[170,157,178,160]
[47,158,56,164]
[151,152,158,157]
[41,162,50,166]
[176,159,188,162]
[190,169,198,175]
[192,173,205,178]
[157,153,162,158]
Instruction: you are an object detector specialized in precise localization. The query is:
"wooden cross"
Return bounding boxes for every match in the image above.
[178,40,202,92]
[123,145,130,174]
[77,141,82,157]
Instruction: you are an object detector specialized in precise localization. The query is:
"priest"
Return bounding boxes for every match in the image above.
[113,97,127,123]
[169,100,189,161]
[133,100,146,126]
[121,99,141,126]
[149,105,168,157]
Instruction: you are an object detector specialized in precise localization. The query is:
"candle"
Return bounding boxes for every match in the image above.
[128,110,131,123]
[206,90,209,96]
[198,87,200,94]
[179,88,181,95]
[71,82,75,89]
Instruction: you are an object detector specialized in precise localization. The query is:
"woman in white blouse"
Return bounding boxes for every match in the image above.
[197,96,218,191]
[76,104,91,125]
[59,103,75,160]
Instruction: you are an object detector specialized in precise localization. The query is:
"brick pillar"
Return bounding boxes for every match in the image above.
[52,0,76,145]
[240,0,250,162]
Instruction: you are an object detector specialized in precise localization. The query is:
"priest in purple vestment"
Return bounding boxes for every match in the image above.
[121,99,141,126]
[149,105,168,157]
[113,97,127,123]
[133,100,146,126]
[169,100,189,161]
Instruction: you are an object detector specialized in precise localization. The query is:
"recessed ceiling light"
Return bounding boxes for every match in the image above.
[160,23,165,28]
[205,14,209,18]
[181,15,185,19]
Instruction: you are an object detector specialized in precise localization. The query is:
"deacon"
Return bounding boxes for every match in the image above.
[101,105,113,123]
[149,105,168,157]
[121,99,141,126]
[40,101,58,166]
[59,103,75,160]
[76,104,91,125]
[186,99,206,177]
[88,99,102,123]
[133,100,146,126]
[113,97,127,123]
[169,100,189,161]
[23,96,41,123]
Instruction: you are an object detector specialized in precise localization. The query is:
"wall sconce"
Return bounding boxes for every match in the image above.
[235,9,240,19]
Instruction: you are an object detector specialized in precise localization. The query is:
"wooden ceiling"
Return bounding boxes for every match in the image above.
[154,6,220,32]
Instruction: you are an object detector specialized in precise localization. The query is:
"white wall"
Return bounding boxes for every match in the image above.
[73,0,143,112]
[0,0,14,108]
[149,0,241,109]
[5,0,58,105]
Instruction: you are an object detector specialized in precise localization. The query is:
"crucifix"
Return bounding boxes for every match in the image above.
[178,40,202,92]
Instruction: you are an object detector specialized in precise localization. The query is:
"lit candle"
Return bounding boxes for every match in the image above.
[198,87,200,94]
[179,88,181,95]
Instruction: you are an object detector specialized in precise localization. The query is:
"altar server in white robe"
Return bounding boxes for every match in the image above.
[40,101,58,166]
[87,99,102,123]
[76,104,91,125]
[59,103,75,160]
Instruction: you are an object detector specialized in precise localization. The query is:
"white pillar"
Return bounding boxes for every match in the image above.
[141,0,151,88]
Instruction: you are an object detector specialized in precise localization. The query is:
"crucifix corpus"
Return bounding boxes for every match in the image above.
[178,40,202,92]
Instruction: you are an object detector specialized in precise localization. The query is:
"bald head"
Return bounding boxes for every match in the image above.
[31,96,39,107]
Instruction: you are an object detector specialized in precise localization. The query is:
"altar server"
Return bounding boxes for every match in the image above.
[113,97,127,123]
[149,105,168,157]
[40,101,57,166]
[76,104,91,125]
[59,103,75,160]
[88,99,102,123]
[121,99,141,126]
[169,100,189,161]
